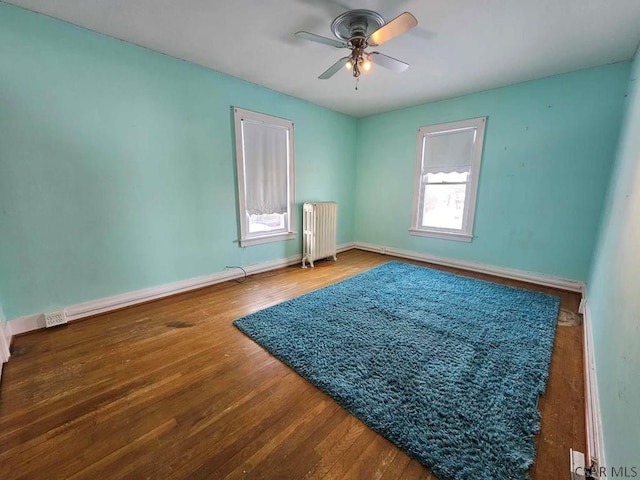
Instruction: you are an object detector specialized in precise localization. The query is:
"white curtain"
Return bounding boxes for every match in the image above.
[422,128,476,175]
[242,120,288,215]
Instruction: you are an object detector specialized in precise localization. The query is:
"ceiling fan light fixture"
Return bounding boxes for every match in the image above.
[345,60,353,70]
[361,58,372,71]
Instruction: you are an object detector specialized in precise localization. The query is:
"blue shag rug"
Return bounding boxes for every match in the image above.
[233,261,559,480]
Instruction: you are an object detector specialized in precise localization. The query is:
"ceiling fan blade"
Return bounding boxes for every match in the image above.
[367,12,418,46]
[294,31,347,48]
[368,52,409,73]
[319,56,350,79]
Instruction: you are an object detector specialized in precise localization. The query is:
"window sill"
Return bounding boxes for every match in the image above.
[240,232,296,247]
[408,228,473,242]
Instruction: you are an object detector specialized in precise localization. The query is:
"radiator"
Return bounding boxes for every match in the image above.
[302,202,337,268]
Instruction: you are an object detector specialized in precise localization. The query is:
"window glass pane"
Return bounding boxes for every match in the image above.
[248,213,287,233]
[422,183,467,230]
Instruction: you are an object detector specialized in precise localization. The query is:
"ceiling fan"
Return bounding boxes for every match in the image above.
[295,9,418,81]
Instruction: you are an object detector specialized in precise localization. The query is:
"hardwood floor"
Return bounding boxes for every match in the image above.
[0,250,585,479]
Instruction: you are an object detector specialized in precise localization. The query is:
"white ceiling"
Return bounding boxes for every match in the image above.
[6,0,640,117]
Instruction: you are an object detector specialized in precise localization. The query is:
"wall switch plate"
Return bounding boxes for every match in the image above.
[44,311,67,328]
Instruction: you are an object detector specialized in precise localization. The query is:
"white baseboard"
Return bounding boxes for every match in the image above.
[581,294,606,470]
[0,323,10,361]
[7,313,44,336]
[6,242,356,337]
[336,242,355,253]
[0,306,11,382]
[353,242,585,292]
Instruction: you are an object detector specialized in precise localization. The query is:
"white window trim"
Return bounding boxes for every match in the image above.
[409,116,486,242]
[233,107,296,247]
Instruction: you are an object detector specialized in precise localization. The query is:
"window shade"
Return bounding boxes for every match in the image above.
[242,120,288,215]
[423,128,476,174]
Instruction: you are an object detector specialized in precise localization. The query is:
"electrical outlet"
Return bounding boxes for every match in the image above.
[571,449,586,480]
[44,311,67,328]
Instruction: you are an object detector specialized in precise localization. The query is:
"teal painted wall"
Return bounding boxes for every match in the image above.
[355,64,630,281]
[587,46,640,467]
[0,4,357,320]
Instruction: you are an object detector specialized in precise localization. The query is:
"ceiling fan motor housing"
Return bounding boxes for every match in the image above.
[331,9,385,41]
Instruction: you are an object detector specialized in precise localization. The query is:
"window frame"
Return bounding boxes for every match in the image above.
[409,116,486,242]
[233,107,296,247]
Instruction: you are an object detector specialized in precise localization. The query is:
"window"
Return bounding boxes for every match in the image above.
[233,107,296,247]
[410,117,486,242]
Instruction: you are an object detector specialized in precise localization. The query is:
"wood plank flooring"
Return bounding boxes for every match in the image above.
[0,249,585,479]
